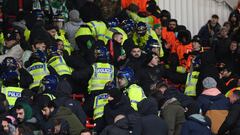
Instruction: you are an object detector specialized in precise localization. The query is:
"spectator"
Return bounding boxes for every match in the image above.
[64,9,83,50]
[196,77,229,134]
[80,129,93,135]
[198,14,221,47]
[218,90,240,135]
[133,97,168,135]
[37,95,84,135]
[181,102,211,135]
[100,114,130,135]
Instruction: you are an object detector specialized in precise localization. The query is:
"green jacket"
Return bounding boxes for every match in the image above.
[53,106,84,135]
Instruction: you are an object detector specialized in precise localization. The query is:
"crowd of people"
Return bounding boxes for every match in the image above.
[0,0,240,135]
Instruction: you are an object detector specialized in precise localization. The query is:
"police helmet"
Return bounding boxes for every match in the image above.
[136,22,147,35]
[146,38,160,51]
[0,70,18,82]
[53,14,65,22]
[95,45,109,61]
[2,57,18,71]
[47,45,59,56]
[121,19,135,34]
[108,18,120,28]
[40,75,59,94]
[117,67,135,83]
[32,50,47,63]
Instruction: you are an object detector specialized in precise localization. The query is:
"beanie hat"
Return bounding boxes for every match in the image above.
[153,23,161,30]
[202,77,217,89]
[69,10,81,22]
[19,102,32,121]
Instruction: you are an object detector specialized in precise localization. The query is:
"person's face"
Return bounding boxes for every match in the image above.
[131,48,141,58]
[57,41,64,50]
[230,16,237,23]
[54,22,64,29]
[230,42,238,51]
[192,42,201,51]
[158,86,167,94]
[5,40,17,48]
[16,108,25,122]
[2,120,9,133]
[220,70,231,78]
[117,77,128,89]
[114,34,123,44]
[229,94,238,104]
[154,27,162,35]
[107,95,114,101]
[47,29,58,38]
[211,18,218,26]
[149,55,159,66]
[33,42,47,51]
[168,21,177,30]
[151,47,160,56]
[220,28,228,37]
[41,107,52,119]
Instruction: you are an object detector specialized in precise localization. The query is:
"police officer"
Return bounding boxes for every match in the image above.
[26,50,50,93]
[0,70,23,109]
[39,75,59,100]
[72,45,116,117]
[117,67,146,110]
[47,46,72,80]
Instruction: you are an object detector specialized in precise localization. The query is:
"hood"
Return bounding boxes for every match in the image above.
[110,95,130,109]
[188,114,210,126]
[56,80,72,97]
[137,98,158,116]
[70,21,83,26]
[202,88,221,96]
[55,106,73,117]
[114,118,129,129]
[19,102,32,121]
[161,97,180,109]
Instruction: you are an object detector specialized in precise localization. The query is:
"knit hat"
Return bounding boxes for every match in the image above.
[69,9,81,22]
[153,23,161,30]
[19,102,33,121]
[202,77,217,89]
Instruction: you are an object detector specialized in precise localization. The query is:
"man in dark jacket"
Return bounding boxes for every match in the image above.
[100,114,130,135]
[133,97,168,135]
[54,80,87,125]
[137,52,165,96]
[37,95,84,135]
[181,102,211,135]
[218,90,240,135]
[198,14,221,47]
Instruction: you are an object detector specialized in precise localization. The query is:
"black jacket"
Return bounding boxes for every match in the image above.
[133,98,168,135]
[137,65,165,96]
[103,95,135,125]
[218,100,240,135]
[100,118,130,135]
[54,80,87,125]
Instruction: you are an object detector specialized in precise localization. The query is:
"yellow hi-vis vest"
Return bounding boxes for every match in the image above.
[148,29,164,58]
[87,21,107,39]
[43,93,56,100]
[24,28,31,41]
[184,71,200,96]
[0,32,4,45]
[75,25,93,38]
[56,29,73,55]
[225,87,240,97]
[1,86,23,108]
[93,93,109,120]
[48,55,72,76]
[99,27,128,45]
[124,84,146,111]
[27,62,50,89]
[88,63,114,93]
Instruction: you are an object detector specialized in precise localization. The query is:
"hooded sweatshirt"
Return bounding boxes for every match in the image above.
[181,114,211,135]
